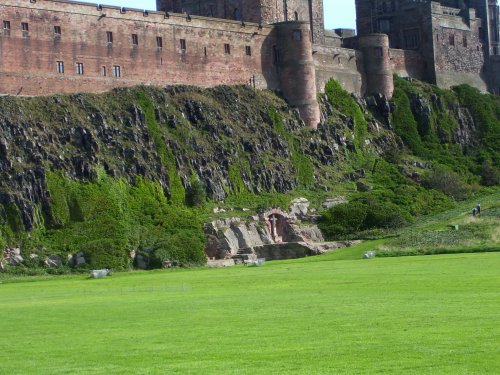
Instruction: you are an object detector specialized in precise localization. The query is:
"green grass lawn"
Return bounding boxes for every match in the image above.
[1,252,499,374]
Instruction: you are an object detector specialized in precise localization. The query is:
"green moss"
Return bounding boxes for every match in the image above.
[40,172,206,270]
[325,79,367,156]
[268,108,314,188]
[390,86,425,155]
[135,91,185,204]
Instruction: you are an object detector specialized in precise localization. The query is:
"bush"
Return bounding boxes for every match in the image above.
[319,200,408,239]
[150,232,206,268]
[185,180,207,207]
[423,167,469,200]
[80,238,130,270]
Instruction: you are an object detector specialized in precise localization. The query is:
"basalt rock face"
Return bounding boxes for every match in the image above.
[0,83,482,232]
[407,91,479,150]
[0,85,392,230]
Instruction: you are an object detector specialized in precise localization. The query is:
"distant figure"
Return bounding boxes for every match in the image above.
[476,203,481,214]
[472,207,477,217]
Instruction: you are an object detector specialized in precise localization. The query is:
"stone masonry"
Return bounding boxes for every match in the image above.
[0,0,499,129]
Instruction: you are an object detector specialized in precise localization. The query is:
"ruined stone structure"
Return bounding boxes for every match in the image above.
[0,0,498,129]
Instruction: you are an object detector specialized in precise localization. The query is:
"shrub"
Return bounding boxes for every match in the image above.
[423,167,469,200]
[185,180,207,207]
[319,202,368,238]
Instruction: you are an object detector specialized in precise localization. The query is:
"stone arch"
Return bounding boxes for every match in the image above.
[262,209,294,243]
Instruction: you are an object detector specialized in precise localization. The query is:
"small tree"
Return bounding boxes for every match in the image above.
[185,180,206,207]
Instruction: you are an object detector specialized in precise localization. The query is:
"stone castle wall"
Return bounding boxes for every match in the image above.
[0,0,278,96]
[0,0,498,127]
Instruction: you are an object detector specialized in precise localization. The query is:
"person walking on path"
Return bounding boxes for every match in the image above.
[476,203,481,214]
[472,207,477,217]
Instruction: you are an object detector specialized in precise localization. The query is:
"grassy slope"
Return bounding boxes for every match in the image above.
[1,252,499,374]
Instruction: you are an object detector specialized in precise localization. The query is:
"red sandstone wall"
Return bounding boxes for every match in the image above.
[0,0,278,96]
[313,45,364,95]
[390,49,425,81]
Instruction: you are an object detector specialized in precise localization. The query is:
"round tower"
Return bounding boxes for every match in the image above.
[359,34,394,99]
[275,21,320,129]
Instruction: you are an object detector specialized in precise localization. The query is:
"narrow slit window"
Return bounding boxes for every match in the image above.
[21,22,29,32]
[224,43,231,54]
[180,39,186,51]
[156,36,163,48]
[3,21,11,31]
[245,46,251,56]
[449,34,455,46]
[107,31,113,44]
[131,34,138,46]
[273,45,280,65]
[102,66,107,77]
[463,36,468,48]
[54,26,61,35]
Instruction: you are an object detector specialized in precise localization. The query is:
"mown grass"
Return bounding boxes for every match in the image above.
[1,252,499,374]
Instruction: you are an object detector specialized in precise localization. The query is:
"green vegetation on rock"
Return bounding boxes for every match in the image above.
[0,78,498,272]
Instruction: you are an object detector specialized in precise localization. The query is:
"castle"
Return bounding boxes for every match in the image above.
[0,0,498,128]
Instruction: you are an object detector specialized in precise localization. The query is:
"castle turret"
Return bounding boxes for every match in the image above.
[359,34,394,99]
[275,21,321,129]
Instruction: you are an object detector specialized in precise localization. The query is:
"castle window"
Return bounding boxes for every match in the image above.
[233,8,241,21]
[374,47,383,57]
[156,37,163,49]
[56,61,64,74]
[113,65,121,78]
[107,31,113,44]
[272,45,280,65]
[224,43,231,54]
[449,34,455,46]
[21,22,29,32]
[245,46,252,56]
[478,27,484,41]
[463,36,467,48]
[3,21,11,32]
[294,11,299,21]
[131,34,138,46]
[76,63,84,75]
[54,26,61,36]
[180,39,186,51]
[102,66,107,77]
[404,29,420,50]
[204,46,208,56]
[377,19,391,33]
[292,30,302,42]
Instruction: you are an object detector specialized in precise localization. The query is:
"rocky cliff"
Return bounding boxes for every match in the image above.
[0,79,497,271]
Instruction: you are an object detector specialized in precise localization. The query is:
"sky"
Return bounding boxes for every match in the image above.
[78,0,357,30]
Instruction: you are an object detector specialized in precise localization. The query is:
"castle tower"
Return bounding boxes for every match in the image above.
[156,0,325,43]
[488,0,500,55]
[275,21,321,129]
[359,34,394,98]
